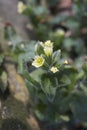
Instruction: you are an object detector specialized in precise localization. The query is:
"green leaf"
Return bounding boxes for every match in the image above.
[49,15,68,25]
[34,41,44,55]
[30,68,45,82]
[71,93,87,121]
[33,6,48,16]
[35,109,45,120]
[0,54,4,64]
[13,40,35,55]
[41,74,58,102]
[64,38,85,55]
[65,19,80,31]
[52,50,61,64]
[80,78,87,94]
[54,88,71,114]
[23,70,40,90]
[17,55,24,74]
[82,63,87,74]
[64,38,76,50]
[59,75,71,87]
[60,115,70,121]
[4,24,16,40]
[63,66,78,90]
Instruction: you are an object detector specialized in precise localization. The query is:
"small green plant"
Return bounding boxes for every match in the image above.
[16,39,87,124]
[0,0,87,128]
[2,21,86,125]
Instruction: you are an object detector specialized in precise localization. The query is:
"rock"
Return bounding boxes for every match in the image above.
[0,96,28,121]
[0,96,41,130]
[0,0,30,39]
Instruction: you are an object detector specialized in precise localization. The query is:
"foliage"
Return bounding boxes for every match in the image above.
[0,0,87,127]
[17,0,87,58]
[19,40,86,123]
[16,0,87,123]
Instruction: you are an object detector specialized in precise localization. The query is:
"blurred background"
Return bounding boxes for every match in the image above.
[0,0,87,130]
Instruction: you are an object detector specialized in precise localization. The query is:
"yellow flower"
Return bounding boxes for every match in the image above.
[50,66,59,73]
[43,40,53,57]
[17,1,26,14]
[32,55,45,68]
[64,60,68,64]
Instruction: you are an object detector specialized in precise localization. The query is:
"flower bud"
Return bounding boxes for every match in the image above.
[50,66,59,73]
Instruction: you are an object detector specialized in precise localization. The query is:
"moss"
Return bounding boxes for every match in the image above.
[0,118,29,130]
[0,96,29,129]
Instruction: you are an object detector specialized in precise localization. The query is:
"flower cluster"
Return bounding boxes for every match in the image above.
[32,40,59,73]
[32,40,62,73]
